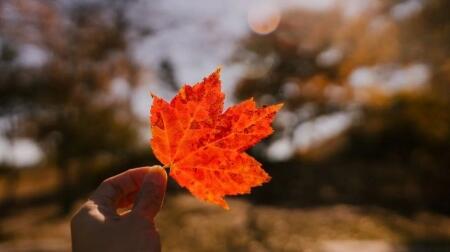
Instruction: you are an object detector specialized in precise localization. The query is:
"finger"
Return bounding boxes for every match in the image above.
[90,166,160,209]
[132,166,167,221]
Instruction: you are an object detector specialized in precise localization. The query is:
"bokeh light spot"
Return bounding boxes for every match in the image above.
[247,3,281,35]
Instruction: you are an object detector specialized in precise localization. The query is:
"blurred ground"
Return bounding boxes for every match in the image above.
[1,195,450,252]
[1,168,450,252]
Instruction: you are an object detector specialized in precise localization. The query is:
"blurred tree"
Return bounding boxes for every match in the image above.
[0,0,142,213]
[234,0,450,212]
[234,9,343,108]
[158,58,179,92]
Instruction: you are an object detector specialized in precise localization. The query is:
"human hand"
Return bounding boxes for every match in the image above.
[71,166,167,252]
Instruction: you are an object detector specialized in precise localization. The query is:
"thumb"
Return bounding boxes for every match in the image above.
[132,166,167,220]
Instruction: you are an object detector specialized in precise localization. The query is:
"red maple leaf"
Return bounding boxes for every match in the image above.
[150,69,282,209]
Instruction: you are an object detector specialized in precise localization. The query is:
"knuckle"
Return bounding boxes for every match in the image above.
[70,203,94,229]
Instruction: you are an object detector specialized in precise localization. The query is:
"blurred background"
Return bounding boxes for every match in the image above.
[0,0,449,251]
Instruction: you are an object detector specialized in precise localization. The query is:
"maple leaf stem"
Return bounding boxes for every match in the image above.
[162,164,170,169]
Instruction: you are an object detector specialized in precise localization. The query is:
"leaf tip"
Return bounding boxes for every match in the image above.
[215,66,222,74]
[222,202,230,210]
[273,102,284,111]
[207,66,222,81]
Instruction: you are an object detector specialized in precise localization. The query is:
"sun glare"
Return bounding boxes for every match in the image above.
[247,3,281,35]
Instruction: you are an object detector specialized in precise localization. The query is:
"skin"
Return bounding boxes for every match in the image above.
[71,166,167,252]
